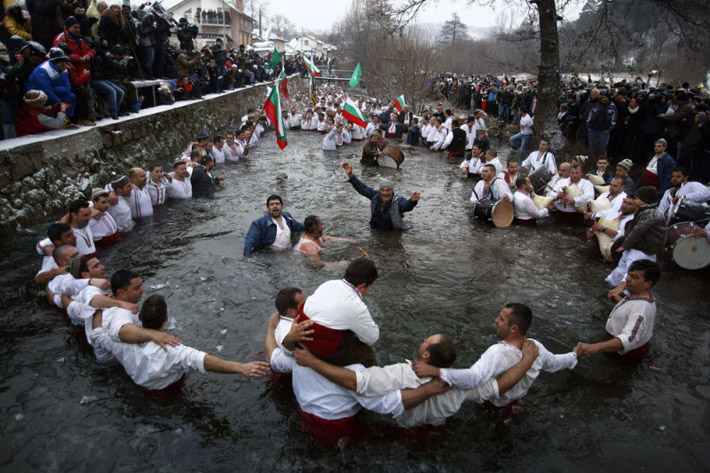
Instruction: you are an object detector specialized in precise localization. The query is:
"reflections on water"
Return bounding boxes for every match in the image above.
[0,131,708,471]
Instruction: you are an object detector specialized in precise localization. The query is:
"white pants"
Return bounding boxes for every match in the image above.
[605,248,657,287]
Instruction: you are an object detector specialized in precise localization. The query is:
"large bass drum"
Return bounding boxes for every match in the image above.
[473,199,514,227]
[528,167,552,194]
[668,198,710,225]
[667,222,710,270]
[377,146,405,169]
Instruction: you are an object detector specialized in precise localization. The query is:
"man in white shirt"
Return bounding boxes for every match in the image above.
[46,246,110,308]
[211,135,226,165]
[546,162,570,196]
[513,176,552,226]
[61,255,136,325]
[288,107,302,129]
[224,132,240,160]
[584,176,627,221]
[470,164,512,206]
[91,294,269,390]
[414,303,580,408]
[35,224,76,286]
[658,167,710,219]
[105,175,135,232]
[552,163,594,224]
[484,149,504,175]
[67,199,97,256]
[462,116,476,150]
[322,124,340,151]
[88,189,121,246]
[521,139,557,175]
[145,164,170,207]
[293,330,540,427]
[510,108,534,156]
[264,315,449,445]
[460,144,485,178]
[167,161,193,200]
[575,259,659,360]
[128,167,154,220]
[299,259,380,367]
[243,194,304,257]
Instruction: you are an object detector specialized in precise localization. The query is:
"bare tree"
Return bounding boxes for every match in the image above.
[439,13,468,45]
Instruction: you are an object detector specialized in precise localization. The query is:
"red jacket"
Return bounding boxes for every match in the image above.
[15,105,57,136]
[53,29,95,86]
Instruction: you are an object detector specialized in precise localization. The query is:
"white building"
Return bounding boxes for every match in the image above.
[163,0,254,49]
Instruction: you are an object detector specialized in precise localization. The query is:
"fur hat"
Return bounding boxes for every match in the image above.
[23,90,48,108]
[65,16,79,28]
[635,186,659,204]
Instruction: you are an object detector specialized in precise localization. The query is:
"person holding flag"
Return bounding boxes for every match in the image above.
[393,95,406,113]
[263,82,288,150]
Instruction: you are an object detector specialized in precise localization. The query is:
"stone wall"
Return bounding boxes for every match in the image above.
[0,75,303,235]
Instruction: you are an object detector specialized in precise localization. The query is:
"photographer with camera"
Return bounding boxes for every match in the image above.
[177,18,198,52]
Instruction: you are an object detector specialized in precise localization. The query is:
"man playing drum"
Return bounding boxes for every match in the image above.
[470,164,512,206]
[657,167,710,221]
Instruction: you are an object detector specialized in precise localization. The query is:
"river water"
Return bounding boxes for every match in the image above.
[1,129,708,472]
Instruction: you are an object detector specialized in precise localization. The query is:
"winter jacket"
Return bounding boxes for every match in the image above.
[620,204,666,256]
[53,29,95,86]
[587,102,617,131]
[25,60,72,105]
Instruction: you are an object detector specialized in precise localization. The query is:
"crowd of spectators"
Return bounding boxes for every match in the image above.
[0,0,309,140]
[431,73,710,183]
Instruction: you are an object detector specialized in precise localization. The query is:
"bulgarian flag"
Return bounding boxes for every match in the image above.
[280,69,290,101]
[342,95,370,128]
[393,94,406,112]
[302,56,321,77]
[263,85,287,150]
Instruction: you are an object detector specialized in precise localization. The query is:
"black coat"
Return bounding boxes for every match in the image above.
[191,165,218,197]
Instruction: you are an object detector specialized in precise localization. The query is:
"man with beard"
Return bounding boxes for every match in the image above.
[244,195,304,257]
[361,132,384,166]
[167,160,193,200]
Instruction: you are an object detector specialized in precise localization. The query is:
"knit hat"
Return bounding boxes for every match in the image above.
[69,256,82,278]
[617,158,633,171]
[635,186,659,204]
[111,174,130,188]
[379,180,394,192]
[65,16,79,28]
[197,130,209,140]
[91,188,109,200]
[23,90,48,108]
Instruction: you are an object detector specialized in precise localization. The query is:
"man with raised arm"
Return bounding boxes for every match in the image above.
[343,162,420,230]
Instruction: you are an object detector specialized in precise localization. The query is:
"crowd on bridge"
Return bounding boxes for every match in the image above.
[26,70,710,447]
[0,0,322,140]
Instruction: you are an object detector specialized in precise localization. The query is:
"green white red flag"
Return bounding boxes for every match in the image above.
[342,96,370,128]
[302,56,321,77]
[393,94,406,112]
[263,85,287,150]
[279,69,290,101]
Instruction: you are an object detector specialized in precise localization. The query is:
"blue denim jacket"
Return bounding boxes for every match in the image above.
[243,211,304,257]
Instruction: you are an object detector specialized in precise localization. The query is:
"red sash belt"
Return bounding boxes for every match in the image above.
[96,231,121,245]
[514,217,536,227]
[604,331,650,359]
[298,407,361,446]
[640,170,659,186]
[297,304,344,358]
[448,151,464,158]
[386,132,396,138]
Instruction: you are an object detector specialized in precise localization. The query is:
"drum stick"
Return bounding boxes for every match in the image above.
[358,246,370,259]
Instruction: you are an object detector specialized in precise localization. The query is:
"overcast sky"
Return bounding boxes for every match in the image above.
[264,0,502,32]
